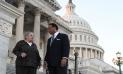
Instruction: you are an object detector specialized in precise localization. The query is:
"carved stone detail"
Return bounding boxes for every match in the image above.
[0,19,12,37]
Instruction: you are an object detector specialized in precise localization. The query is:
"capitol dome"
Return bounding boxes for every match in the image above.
[63,0,92,31]
[62,0,104,61]
[64,14,92,31]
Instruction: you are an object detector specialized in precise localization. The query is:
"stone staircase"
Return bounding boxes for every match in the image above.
[6,64,45,74]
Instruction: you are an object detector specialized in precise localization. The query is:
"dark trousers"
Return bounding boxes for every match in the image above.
[16,66,37,74]
[48,66,67,74]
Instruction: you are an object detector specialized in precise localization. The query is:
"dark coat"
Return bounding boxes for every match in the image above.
[13,40,41,68]
[45,33,70,67]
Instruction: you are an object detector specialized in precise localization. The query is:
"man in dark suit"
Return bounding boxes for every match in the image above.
[44,23,70,74]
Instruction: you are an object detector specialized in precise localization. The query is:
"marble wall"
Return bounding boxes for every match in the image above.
[0,35,9,74]
[0,1,23,74]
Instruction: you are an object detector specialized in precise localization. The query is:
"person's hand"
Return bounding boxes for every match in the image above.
[61,58,67,67]
[38,62,42,69]
[21,52,27,58]
[43,61,48,69]
[37,66,41,69]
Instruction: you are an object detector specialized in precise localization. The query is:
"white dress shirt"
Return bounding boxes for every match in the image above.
[53,31,59,39]
[27,42,32,46]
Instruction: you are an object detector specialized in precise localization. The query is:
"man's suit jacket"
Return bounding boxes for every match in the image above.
[45,33,70,67]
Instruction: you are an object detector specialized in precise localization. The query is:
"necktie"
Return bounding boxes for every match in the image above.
[50,35,54,46]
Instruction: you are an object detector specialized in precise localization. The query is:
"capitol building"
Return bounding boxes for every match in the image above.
[0,0,120,74]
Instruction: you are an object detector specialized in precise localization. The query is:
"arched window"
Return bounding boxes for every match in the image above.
[84,35,86,42]
[70,35,72,41]
[91,38,94,43]
[80,35,82,41]
[75,35,77,41]
[81,22,83,24]
[70,20,71,23]
[88,36,90,43]
[77,21,79,24]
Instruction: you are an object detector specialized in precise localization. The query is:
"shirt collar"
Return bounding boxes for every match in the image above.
[53,31,59,38]
[24,40,33,46]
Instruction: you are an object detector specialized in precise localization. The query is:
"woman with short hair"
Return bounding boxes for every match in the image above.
[13,32,41,74]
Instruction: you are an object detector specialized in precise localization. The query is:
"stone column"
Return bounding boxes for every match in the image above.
[89,49,91,58]
[74,47,75,52]
[81,48,83,59]
[85,48,88,59]
[43,31,50,58]
[100,52,101,59]
[97,51,99,59]
[99,52,100,59]
[95,50,97,58]
[70,47,73,57]
[73,47,76,58]
[33,9,41,49]
[79,47,82,58]
[101,52,103,60]
[99,52,101,59]
[16,0,25,42]
[97,51,100,59]
[96,51,98,59]
[90,49,93,58]
[100,52,102,60]
[93,50,95,58]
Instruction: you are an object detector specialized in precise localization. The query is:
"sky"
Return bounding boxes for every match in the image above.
[56,0,123,69]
